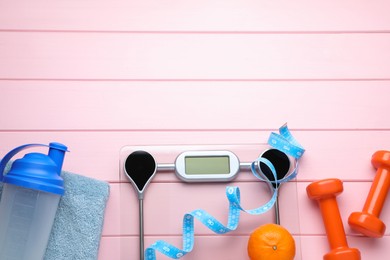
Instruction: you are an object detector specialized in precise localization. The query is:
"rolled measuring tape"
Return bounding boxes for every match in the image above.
[145,124,305,259]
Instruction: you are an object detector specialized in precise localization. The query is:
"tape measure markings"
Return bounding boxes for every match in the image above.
[145,124,304,259]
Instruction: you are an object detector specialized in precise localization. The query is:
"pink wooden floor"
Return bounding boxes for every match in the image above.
[1,1,390,259]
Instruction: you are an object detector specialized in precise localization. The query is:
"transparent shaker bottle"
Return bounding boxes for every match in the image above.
[0,143,68,260]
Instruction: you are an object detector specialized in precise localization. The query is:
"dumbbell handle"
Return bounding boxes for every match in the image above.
[319,197,348,250]
[362,167,390,217]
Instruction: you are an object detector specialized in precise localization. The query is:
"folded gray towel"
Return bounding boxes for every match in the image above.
[0,168,110,260]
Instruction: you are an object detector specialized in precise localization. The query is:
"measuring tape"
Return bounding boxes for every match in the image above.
[145,124,305,259]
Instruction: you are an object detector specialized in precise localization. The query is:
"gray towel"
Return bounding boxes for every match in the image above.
[0,166,110,260]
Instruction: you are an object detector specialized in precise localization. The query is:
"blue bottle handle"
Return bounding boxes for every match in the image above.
[0,144,49,182]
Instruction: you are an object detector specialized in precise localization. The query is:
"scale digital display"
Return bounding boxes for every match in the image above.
[185,156,230,175]
[175,151,240,182]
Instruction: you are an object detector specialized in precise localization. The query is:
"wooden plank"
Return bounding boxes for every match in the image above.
[1,33,390,80]
[99,234,390,260]
[1,82,390,130]
[119,133,390,182]
[0,130,389,183]
[99,235,304,260]
[119,182,300,236]
[0,132,269,182]
[1,0,389,32]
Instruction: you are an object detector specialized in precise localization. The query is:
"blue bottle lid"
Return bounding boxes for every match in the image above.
[0,143,68,195]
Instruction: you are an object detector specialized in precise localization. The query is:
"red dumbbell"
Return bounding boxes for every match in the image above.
[307,179,361,260]
[348,150,390,238]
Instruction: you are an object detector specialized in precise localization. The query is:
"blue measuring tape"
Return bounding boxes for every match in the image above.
[145,124,305,259]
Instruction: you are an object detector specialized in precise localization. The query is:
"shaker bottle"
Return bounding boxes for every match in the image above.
[0,142,68,260]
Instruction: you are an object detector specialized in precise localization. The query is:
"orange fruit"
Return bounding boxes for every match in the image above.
[247,223,296,260]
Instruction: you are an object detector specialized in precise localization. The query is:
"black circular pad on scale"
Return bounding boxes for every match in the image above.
[125,150,156,192]
[260,149,290,189]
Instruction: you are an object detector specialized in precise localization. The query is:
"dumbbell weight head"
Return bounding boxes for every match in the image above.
[307,178,343,200]
[372,150,390,170]
[348,212,385,238]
